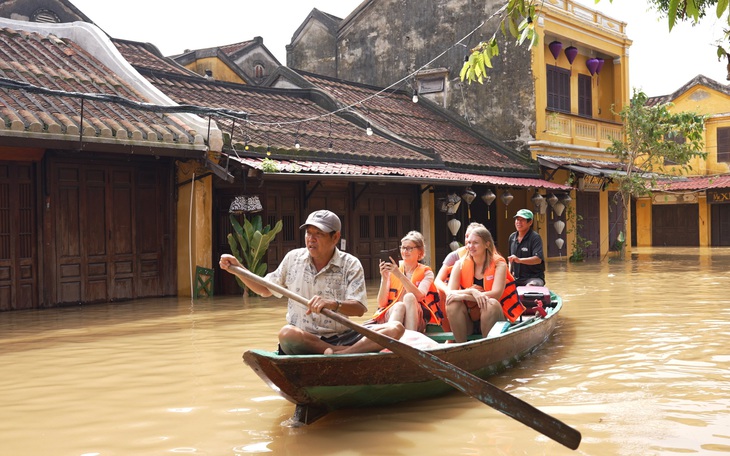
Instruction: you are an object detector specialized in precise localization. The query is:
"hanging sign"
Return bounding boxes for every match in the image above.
[707,190,730,204]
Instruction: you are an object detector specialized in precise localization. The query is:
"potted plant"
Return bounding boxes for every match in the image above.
[227,214,283,297]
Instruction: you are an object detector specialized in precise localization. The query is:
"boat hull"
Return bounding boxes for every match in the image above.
[243,296,561,419]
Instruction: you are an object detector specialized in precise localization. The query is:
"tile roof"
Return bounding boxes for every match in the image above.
[113,39,196,77]
[653,174,730,191]
[118,32,558,186]
[297,71,535,174]
[647,74,730,107]
[0,21,207,156]
[145,73,443,165]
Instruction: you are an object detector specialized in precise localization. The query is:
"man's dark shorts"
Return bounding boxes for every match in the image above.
[276,327,369,355]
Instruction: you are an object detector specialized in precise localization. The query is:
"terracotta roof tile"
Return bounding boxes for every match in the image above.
[146,73,439,165]
[0,25,204,154]
[113,39,197,77]
[299,72,534,174]
[654,174,730,191]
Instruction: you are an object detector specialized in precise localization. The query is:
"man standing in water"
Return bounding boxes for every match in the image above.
[507,209,545,286]
[220,209,403,355]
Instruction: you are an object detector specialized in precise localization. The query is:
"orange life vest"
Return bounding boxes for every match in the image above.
[372,262,442,325]
[458,253,524,323]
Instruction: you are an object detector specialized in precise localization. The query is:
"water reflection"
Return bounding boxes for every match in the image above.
[1,247,729,455]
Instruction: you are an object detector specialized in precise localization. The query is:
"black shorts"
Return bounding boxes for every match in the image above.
[276,327,368,355]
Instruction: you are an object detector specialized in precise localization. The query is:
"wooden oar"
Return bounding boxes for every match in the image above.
[229,265,581,450]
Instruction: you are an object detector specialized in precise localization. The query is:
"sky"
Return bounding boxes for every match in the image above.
[68,0,728,97]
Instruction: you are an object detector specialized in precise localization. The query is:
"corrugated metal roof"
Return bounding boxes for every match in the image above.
[232,156,572,190]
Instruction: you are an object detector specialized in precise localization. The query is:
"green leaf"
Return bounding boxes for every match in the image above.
[719,0,729,18]
[668,0,679,30]
[718,46,728,60]
[508,16,518,38]
[459,60,470,81]
[686,0,699,22]
[482,50,492,68]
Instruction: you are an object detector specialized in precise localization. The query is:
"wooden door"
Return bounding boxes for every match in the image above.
[711,203,730,246]
[51,159,173,305]
[0,163,37,310]
[652,204,699,246]
[352,185,418,280]
[576,192,600,258]
[608,192,625,251]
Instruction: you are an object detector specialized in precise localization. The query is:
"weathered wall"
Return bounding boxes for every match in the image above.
[298,0,536,154]
[287,19,338,77]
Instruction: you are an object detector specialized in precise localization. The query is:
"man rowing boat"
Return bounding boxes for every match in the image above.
[220,209,403,355]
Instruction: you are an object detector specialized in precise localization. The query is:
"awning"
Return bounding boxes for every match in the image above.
[228,156,572,190]
[538,155,629,178]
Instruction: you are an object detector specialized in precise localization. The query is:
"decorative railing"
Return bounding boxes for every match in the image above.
[544,0,627,36]
[544,111,623,147]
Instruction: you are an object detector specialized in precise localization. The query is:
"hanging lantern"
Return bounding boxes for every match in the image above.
[461,187,476,220]
[562,193,572,205]
[531,192,545,213]
[548,41,562,61]
[546,193,559,207]
[586,58,599,76]
[596,58,605,74]
[481,189,496,220]
[554,220,565,235]
[500,190,514,218]
[446,192,461,215]
[564,46,578,65]
[555,238,565,250]
[447,218,461,237]
[553,201,565,217]
[449,240,460,251]
[437,197,448,213]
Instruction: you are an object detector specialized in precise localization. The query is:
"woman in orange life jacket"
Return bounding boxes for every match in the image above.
[446,226,523,343]
[433,222,485,331]
[371,231,441,332]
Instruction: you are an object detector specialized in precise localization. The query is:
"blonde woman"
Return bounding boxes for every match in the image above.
[371,231,442,332]
[446,226,524,343]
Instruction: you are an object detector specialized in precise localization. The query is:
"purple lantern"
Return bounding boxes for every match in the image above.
[548,41,563,60]
[586,58,599,76]
[595,58,605,74]
[564,46,578,65]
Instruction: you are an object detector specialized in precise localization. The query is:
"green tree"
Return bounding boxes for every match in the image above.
[606,90,705,259]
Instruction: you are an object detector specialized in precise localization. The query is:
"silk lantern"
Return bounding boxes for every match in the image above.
[500,190,514,219]
[548,41,562,61]
[564,46,578,65]
[586,58,600,76]
[481,189,496,220]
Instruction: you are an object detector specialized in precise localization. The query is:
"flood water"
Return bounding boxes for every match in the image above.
[1,247,729,455]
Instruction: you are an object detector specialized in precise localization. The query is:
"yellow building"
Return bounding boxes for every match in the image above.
[529,0,633,260]
[638,75,730,247]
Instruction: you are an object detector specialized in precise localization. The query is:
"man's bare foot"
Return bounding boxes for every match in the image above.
[324,346,348,355]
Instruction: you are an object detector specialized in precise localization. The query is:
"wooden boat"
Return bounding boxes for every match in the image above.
[243,292,562,425]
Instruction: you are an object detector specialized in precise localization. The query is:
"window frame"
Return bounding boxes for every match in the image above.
[546,64,571,113]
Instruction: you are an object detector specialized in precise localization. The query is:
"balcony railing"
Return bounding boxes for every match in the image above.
[544,0,627,35]
[544,111,623,148]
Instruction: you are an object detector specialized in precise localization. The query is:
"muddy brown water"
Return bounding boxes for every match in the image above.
[1,247,729,455]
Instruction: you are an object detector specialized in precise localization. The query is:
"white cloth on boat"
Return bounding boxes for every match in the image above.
[381,329,440,352]
[265,247,367,337]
